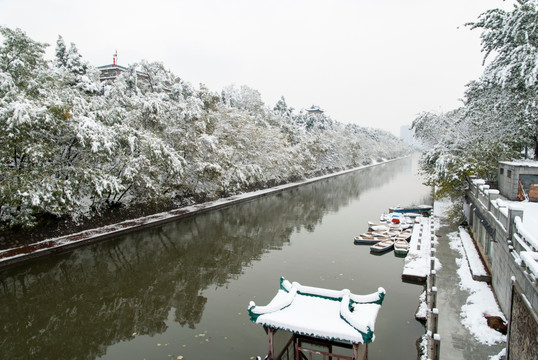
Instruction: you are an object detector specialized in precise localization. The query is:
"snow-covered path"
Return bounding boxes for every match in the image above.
[433,200,506,359]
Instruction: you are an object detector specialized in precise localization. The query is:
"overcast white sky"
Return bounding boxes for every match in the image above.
[0,0,515,135]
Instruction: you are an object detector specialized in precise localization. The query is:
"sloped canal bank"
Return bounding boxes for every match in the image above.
[0,155,432,359]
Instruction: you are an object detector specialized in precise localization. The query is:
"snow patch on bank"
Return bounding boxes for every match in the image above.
[415,290,427,321]
[458,227,488,278]
[489,347,506,360]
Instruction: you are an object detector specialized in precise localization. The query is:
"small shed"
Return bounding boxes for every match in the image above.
[498,161,538,201]
[248,277,385,360]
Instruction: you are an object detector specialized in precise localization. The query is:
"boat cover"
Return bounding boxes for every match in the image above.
[248,277,385,344]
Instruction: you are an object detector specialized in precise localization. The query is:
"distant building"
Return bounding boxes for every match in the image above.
[400,124,422,150]
[305,106,324,114]
[400,124,414,143]
[96,63,129,81]
[97,51,148,82]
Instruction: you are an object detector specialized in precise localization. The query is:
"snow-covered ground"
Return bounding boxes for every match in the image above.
[515,201,538,252]
[520,202,538,241]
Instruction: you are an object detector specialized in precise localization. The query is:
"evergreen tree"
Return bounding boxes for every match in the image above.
[66,42,87,75]
[273,96,293,118]
[55,35,67,68]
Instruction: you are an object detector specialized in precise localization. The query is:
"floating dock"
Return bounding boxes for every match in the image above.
[402,216,435,284]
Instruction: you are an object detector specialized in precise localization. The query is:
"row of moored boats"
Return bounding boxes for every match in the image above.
[354,205,432,256]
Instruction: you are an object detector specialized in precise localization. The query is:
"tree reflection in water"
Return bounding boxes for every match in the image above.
[0,160,408,359]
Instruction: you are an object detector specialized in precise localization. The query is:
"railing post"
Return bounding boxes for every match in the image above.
[488,190,500,211]
[508,205,524,239]
[431,308,439,334]
[430,287,437,309]
[433,333,441,360]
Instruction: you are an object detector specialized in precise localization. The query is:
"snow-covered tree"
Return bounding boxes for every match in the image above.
[468,0,538,89]
[273,96,293,118]
[54,36,98,93]
[414,1,538,199]
[0,26,412,232]
[467,0,538,157]
[65,42,87,76]
[221,84,265,115]
[413,109,478,199]
[0,27,47,91]
[0,27,63,226]
[55,35,67,68]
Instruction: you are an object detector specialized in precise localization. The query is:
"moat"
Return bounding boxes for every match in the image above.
[0,155,432,359]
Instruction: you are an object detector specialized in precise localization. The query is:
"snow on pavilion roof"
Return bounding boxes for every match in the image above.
[248,277,386,344]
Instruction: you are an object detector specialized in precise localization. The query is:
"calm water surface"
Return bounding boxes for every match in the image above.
[0,155,431,359]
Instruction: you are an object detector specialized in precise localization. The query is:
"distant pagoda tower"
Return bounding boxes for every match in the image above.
[97,50,148,82]
[305,105,324,114]
[97,50,127,81]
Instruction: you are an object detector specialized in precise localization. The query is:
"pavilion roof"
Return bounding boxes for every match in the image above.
[248,277,385,344]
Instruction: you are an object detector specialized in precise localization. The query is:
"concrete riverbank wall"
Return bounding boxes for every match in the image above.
[465,178,538,359]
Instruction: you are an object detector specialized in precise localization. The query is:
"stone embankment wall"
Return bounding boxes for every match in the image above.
[465,178,538,359]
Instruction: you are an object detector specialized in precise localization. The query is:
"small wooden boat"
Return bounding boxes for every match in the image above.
[389,204,432,214]
[372,214,414,231]
[369,223,412,232]
[370,239,394,253]
[354,235,379,245]
[394,239,410,256]
[389,213,403,224]
[354,232,390,245]
[365,231,389,237]
[380,212,412,223]
[394,230,412,241]
[368,223,391,232]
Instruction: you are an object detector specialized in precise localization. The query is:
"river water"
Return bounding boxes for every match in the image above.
[0,155,432,360]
